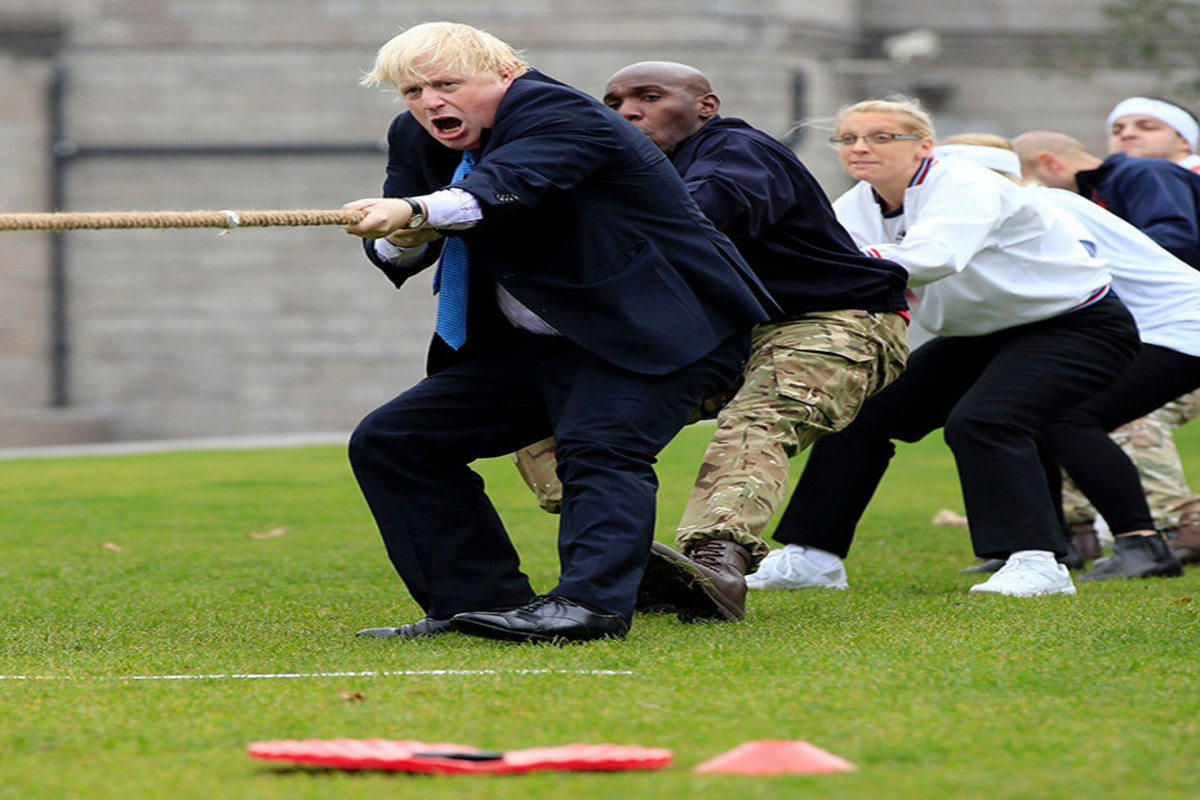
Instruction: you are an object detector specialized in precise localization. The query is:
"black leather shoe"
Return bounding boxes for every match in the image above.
[636,540,748,621]
[1078,533,1184,580]
[450,596,628,643]
[355,616,454,639]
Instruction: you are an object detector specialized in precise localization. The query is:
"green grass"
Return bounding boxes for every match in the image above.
[2,424,1199,799]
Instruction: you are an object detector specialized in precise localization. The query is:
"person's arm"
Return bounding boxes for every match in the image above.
[346,189,486,290]
[344,115,452,286]
[1113,164,1200,266]
[451,90,625,217]
[680,135,797,238]
[865,171,1005,286]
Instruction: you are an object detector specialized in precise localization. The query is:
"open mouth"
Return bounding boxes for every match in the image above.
[432,116,464,134]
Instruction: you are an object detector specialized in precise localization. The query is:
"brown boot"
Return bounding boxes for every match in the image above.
[1165,510,1200,565]
[1069,522,1103,563]
[635,540,750,621]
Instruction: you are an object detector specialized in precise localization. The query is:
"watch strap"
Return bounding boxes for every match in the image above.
[402,197,427,228]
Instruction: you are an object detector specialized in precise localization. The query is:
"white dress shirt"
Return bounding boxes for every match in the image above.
[373,188,560,335]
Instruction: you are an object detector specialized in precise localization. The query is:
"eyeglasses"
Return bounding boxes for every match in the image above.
[828,133,924,146]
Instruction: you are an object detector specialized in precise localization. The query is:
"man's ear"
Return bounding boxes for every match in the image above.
[1036,152,1060,177]
[695,92,721,120]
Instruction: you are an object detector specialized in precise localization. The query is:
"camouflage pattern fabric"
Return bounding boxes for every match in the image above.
[675,309,908,568]
[511,371,744,515]
[1062,388,1200,530]
[512,436,564,514]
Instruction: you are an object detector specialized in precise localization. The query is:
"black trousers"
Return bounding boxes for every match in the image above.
[348,330,748,623]
[1043,343,1200,534]
[772,295,1140,560]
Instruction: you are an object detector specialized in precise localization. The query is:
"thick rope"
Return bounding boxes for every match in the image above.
[0,209,366,232]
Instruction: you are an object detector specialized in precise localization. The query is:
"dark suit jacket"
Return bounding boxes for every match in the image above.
[363,70,770,375]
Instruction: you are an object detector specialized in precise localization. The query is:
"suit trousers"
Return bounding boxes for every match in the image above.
[771,295,1140,560]
[348,328,749,623]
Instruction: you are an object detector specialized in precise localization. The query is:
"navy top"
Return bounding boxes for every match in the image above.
[1076,152,1200,270]
[669,116,909,318]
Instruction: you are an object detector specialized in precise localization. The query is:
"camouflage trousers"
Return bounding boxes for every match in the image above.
[674,310,907,567]
[1062,387,1200,530]
[513,311,908,563]
[513,436,566,514]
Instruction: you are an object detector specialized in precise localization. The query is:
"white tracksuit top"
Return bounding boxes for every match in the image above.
[1029,185,1200,358]
[833,155,1112,337]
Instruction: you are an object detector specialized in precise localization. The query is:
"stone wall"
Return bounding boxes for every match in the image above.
[0,1,1186,442]
[0,52,54,412]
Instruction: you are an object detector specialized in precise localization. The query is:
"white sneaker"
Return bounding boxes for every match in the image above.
[968,551,1076,597]
[745,545,849,590]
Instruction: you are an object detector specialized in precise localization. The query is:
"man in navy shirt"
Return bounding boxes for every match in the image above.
[515,62,910,621]
[1015,130,1200,270]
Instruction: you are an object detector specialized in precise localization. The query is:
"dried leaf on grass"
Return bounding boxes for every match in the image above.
[931,509,969,529]
[96,542,123,552]
[247,527,289,539]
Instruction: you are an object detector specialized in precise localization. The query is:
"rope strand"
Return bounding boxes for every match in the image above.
[0,209,366,231]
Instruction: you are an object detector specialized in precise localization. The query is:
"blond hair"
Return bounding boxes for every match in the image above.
[940,132,1013,151]
[361,21,530,90]
[837,96,936,140]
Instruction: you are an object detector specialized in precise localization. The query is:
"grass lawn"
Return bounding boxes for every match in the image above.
[1,423,1198,799]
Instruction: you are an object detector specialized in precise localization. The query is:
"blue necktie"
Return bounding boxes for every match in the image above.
[434,150,477,350]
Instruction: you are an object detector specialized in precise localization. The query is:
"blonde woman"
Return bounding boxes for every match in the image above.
[748,98,1141,597]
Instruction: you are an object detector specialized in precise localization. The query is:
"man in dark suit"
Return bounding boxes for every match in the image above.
[341,23,769,643]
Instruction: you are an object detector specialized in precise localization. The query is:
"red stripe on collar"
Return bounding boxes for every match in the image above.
[908,157,937,187]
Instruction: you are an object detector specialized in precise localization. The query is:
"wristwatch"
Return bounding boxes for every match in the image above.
[402,197,427,228]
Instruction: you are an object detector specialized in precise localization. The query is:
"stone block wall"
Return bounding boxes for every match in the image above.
[0,0,1186,442]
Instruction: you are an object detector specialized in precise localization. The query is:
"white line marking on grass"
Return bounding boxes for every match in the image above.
[0,431,351,460]
[0,669,634,682]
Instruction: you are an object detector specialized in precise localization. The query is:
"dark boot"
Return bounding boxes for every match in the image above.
[1078,533,1184,580]
[635,540,750,621]
[1164,510,1200,566]
[1069,522,1103,562]
[1058,536,1085,571]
